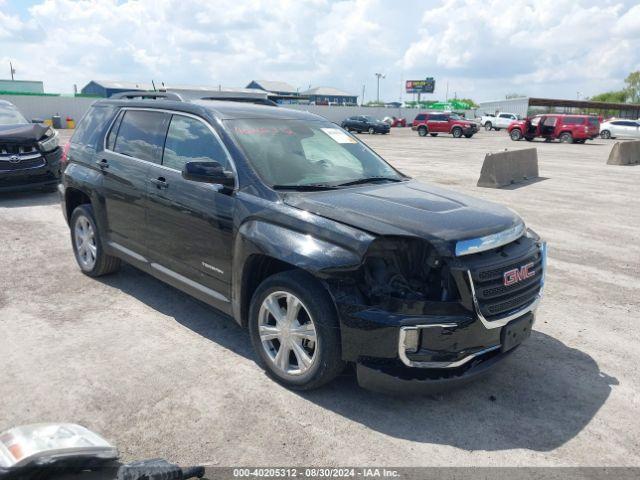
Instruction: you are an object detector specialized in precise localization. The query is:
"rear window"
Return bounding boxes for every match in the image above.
[562,116,585,125]
[588,117,599,126]
[72,104,117,149]
[112,110,170,163]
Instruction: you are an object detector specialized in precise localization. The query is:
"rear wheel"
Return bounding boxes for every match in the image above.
[559,132,574,143]
[484,122,493,131]
[70,204,121,277]
[510,128,523,141]
[418,126,428,137]
[452,127,463,138]
[429,133,438,137]
[249,270,344,390]
[600,130,611,139]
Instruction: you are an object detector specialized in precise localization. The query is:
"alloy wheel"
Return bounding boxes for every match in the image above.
[74,215,97,270]
[258,291,318,377]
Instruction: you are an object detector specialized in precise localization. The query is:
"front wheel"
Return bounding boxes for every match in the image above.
[452,127,463,138]
[484,122,493,131]
[70,204,121,277]
[559,132,573,143]
[510,129,523,141]
[249,270,344,390]
[600,130,611,139]
[418,126,428,137]
[368,127,375,134]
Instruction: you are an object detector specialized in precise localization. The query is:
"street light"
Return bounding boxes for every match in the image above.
[374,73,385,103]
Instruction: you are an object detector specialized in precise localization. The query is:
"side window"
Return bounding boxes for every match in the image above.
[611,121,624,126]
[72,105,117,149]
[499,114,511,119]
[106,110,124,150]
[415,114,426,121]
[162,115,229,171]
[113,110,170,163]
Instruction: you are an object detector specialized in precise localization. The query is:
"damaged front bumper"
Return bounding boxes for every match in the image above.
[334,240,546,394]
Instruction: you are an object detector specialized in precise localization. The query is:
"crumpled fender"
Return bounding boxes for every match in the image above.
[231,218,375,324]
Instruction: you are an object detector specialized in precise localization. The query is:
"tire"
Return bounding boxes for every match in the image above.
[464,134,473,138]
[484,122,492,131]
[70,204,121,277]
[494,128,501,131]
[418,126,428,137]
[248,270,344,390]
[600,130,611,139]
[368,127,375,134]
[575,139,586,144]
[452,127,463,138]
[429,133,438,137]
[510,129,523,141]
[559,132,573,144]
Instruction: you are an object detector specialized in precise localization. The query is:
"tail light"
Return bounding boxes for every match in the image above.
[60,141,71,167]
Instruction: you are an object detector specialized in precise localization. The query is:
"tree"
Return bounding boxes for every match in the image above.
[624,71,640,103]
[589,90,628,103]
[506,93,527,99]
[457,98,479,108]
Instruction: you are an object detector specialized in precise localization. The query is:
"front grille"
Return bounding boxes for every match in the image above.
[0,156,46,172]
[466,238,544,321]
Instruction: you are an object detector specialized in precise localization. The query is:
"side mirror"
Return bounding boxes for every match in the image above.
[182,161,234,187]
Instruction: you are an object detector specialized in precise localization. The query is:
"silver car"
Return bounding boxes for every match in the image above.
[600,119,640,139]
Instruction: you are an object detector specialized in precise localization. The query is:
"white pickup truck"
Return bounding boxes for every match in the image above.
[480,112,520,131]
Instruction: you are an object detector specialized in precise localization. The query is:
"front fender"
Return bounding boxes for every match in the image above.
[231,219,374,324]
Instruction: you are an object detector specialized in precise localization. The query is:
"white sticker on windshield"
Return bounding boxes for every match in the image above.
[321,128,357,144]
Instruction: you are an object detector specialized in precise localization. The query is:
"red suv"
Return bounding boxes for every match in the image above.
[508,114,600,143]
[412,112,478,138]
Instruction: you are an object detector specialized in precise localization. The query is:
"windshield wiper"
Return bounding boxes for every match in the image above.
[272,183,338,191]
[336,176,404,187]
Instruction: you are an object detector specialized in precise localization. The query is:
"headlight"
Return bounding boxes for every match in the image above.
[37,129,59,152]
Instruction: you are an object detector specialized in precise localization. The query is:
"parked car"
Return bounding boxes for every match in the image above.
[481,112,519,131]
[341,115,390,134]
[600,119,640,139]
[0,100,63,193]
[382,116,407,127]
[60,95,546,392]
[412,112,478,138]
[508,114,600,143]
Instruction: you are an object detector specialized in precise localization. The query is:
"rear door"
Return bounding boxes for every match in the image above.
[145,113,235,311]
[100,108,170,259]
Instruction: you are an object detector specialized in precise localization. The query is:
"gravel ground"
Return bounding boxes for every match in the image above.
[0,128,638,467]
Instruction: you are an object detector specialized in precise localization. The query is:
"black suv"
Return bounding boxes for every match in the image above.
[60,95,546,393]
[341,115,390,134]
[0,100,62,192]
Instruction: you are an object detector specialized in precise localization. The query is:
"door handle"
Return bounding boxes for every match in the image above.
[150,177,169,189]
[96,159,109,170]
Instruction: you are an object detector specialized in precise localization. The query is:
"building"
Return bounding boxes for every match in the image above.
[301,86,357,106]
[0,79,44,94]
[246,80,298,96]
[477,97,640,120]
[81,80,153,97]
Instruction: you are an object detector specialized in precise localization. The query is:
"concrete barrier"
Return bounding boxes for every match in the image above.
[477,148,539,188]
[607,141,640,165]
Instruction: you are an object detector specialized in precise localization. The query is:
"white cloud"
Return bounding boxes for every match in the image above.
[0,0,638,101]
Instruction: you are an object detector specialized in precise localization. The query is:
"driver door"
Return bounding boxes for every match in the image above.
[145,113,235,312]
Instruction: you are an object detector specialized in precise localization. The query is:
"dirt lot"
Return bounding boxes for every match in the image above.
[1,128,639,466]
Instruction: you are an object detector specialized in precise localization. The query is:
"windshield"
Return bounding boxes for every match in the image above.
[0,104,28,125]
[228,119,405,188]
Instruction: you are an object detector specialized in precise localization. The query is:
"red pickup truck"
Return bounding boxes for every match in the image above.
[507,114,600,143]
[412,112,478,138]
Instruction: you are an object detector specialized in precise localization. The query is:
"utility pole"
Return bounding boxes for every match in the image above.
[361,84,366,106]
[9,61,15,81]
[374,73,385,103]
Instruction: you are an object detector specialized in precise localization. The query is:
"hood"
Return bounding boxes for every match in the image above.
[283,180,522,253]
[0,123,50,143]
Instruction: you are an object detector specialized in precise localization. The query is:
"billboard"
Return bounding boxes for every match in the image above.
[406,78,435,94]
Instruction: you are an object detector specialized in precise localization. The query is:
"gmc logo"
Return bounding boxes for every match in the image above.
[503,262,535,286]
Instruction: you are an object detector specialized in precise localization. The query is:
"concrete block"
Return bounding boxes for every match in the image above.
[477,148,539,188]
[607,141,640,165]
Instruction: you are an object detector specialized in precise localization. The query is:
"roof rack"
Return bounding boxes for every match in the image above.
[111,91,183,101]
[200,96,277,107]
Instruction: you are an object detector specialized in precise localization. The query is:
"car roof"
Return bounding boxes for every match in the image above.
[95,98,326,122]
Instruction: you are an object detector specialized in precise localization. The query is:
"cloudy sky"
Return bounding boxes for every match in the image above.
[1,0,639,102]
